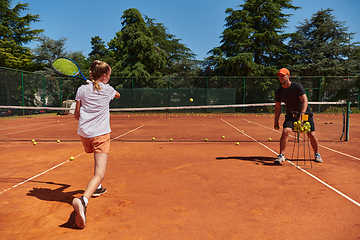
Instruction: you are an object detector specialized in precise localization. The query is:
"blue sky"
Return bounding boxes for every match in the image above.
[15,0,360,60]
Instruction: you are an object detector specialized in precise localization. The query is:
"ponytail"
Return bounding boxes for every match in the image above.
[89,60,110,91]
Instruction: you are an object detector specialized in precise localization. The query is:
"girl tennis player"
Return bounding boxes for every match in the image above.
[72,60,120,229]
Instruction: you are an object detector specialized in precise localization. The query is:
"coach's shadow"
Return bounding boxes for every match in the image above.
[216,156,279,166]
[26,181,84,229]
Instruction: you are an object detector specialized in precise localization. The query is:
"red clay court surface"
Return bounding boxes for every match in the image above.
[0,113,359,239]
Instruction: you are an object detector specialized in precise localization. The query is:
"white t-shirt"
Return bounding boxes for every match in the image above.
[75,82,116,138]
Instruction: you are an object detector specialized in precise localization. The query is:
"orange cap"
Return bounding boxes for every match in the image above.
[277,68,290,76]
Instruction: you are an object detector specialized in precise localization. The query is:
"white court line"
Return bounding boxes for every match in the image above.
[221,118,360,208]
[0,125,144,195]
[111,125,144,140]
[242,118,360,161]
[0,153,83,194]
[0,122,71,137]
[319,145,360,161]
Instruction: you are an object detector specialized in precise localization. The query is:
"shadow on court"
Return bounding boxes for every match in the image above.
[26,181,84,230]
[216,156,280,166]
[27,181,84,205]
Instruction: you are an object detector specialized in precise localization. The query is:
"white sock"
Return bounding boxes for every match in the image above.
[83,196,89,206]
[97,184,102,189]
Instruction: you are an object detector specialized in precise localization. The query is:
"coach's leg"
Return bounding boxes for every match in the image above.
[307,131,319,153]
[308,131,322,162]
[280,127,293,154]
[275,127,292,163]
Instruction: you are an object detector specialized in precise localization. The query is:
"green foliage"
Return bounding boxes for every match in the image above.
[0,0,43,70]
[205,0,299,76]
[89,36,115,66]
[110,8,166,80]
[32,35,67,65]
[145,16,197,76]
[290,8,357,76]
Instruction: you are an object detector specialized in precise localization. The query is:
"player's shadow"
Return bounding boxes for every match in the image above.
[26,181,84,229]
[216,156,279,166]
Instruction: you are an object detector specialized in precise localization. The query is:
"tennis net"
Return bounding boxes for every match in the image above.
[0,102,346,142]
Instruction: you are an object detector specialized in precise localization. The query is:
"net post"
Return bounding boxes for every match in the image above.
[43,74,45,107]
[346,102,350,141]
[59,77,62,107]
[357,89,359,113]
[242,77,246,113]
[21,70,24,115]
[318,77,322,113]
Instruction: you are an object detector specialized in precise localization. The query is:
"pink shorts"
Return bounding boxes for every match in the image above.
[79,133,111,154]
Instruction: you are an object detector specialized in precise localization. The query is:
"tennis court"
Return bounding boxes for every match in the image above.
[0,105,359,239]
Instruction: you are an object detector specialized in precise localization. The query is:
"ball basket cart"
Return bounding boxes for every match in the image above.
[291,111,313,169]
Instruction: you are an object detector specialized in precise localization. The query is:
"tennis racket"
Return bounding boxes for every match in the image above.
[51,57,91,83]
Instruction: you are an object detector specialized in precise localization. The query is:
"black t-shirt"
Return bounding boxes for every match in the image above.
[275,82,311,115]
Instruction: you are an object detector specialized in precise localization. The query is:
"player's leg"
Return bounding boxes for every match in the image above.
[72,153,108,229]
[83,153,108,200]
[73,134,110,228]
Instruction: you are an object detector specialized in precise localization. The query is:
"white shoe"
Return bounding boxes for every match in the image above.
[275,154,285,164]
[315,153,323,163]
[72,196,87,229]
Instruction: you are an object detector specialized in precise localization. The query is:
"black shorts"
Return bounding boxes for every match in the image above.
[283,112,316,132]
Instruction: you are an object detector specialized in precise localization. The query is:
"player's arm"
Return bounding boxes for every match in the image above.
[115,90,120,99]
[74,100,81,120]
[299,94,308,121]
[274,101,281,129]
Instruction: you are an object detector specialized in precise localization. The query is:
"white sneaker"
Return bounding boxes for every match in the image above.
[275,154,285,164]
[315,153,323,163]
[72,196,87,229]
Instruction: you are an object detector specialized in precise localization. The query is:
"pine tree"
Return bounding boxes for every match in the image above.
[111,8,166,81]
[289,8,358,76]
[205,0,299,76]
[145,16,197,76]
[0,0,43,69]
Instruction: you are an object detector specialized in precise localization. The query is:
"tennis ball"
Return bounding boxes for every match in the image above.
[57,140,60,143]
[32,139,35,142]
[33,142,37,145]
[236,142,239,145]
[152,137,155,140]
[222,136,225,139]
[269,138,272,141]
[69,156,74,161]
[190,98,193,102]
[205,138,208,141]
[169,138,172,141]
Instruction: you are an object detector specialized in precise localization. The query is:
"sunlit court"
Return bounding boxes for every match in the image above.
[0,104,359,239]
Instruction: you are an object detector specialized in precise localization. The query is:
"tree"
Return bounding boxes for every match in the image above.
[289,8,358,76]
[88,36,115,66]
[145,16,197,76]
[32,35,67,66]
[110,8,166,83]
[0,0,43,69]
[205,0,299,76]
